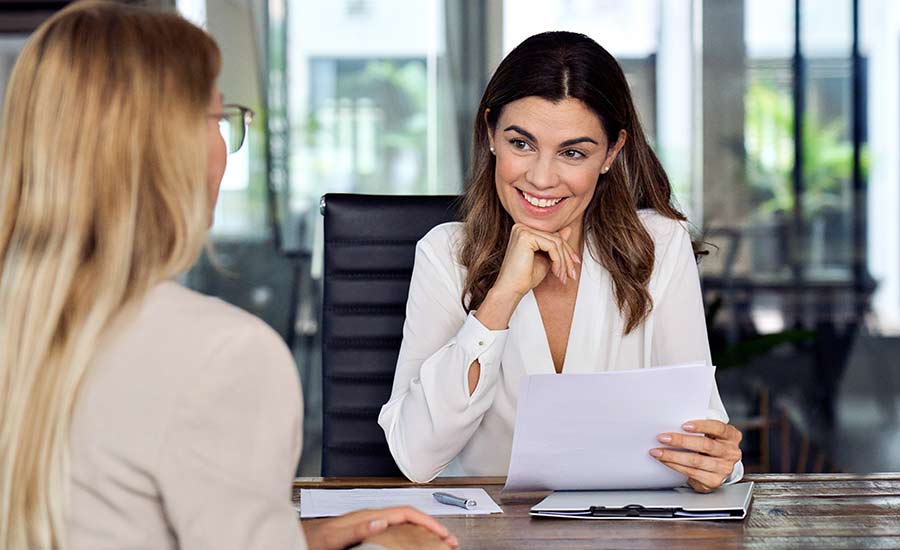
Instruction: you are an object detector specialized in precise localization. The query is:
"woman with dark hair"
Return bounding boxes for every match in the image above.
[378,31,743,493]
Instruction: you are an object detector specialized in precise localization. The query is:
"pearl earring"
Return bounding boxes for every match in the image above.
[602,166,609,173]
[490,146,495,154]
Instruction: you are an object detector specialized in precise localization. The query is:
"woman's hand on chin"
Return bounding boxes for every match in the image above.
[493,223,581,297]
[650,419,743,493]
[474,223,581,333]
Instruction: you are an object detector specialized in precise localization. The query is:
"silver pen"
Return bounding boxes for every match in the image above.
[432,491,477,510]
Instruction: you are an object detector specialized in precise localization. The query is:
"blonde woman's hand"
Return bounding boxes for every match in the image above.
[650,420,743,493]
[301,506,457,550]
[364,523,457,550]
[493,223,581,298]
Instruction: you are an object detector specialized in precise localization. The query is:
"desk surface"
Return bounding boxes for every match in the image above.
[293,474,900,549]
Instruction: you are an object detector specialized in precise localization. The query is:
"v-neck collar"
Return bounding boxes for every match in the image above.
[512,237,600,375]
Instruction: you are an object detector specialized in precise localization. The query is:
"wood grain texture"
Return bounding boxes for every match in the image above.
[293,474,900,549]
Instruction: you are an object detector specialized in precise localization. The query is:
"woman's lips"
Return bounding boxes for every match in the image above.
[516,188,568,215]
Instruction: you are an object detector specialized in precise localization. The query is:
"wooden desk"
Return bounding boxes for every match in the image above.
[294,474,900,549]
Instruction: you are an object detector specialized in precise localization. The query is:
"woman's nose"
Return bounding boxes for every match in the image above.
[525,154,557,190]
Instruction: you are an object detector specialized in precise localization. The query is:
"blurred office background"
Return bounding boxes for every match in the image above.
[1,0,899,476]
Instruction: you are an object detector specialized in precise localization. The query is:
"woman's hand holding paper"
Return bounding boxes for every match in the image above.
[650,420,743,493]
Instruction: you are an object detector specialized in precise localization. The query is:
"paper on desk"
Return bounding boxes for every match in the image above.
[504,362,715,492]
[299,488,503,518]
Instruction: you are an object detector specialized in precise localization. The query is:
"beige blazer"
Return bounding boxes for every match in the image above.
[67,281,306,549]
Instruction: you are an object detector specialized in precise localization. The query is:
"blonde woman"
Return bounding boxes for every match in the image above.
[0,3,455,550]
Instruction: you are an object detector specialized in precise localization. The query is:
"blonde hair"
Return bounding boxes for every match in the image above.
[0,2,221,548]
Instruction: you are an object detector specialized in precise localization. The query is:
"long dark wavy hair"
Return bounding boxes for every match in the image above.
[460,31,686,334]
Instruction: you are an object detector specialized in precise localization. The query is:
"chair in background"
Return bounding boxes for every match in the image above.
[320,193,462,476]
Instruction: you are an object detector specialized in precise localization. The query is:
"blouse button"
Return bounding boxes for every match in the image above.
[478,340,485,347]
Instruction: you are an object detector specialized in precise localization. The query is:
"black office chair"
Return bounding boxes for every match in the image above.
[320,193,462,476]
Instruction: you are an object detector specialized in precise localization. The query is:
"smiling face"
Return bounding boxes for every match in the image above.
[487,96,625,242]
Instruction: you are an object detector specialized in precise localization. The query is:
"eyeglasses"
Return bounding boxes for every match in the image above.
[210,104,254,154]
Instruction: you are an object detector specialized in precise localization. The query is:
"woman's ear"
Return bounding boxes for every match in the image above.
[602,129,628,172]
[484,108,495,151]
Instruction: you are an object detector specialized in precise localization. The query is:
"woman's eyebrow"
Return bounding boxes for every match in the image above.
[503,125,598,148]
[559,136,598,147]
[503,125,537,142]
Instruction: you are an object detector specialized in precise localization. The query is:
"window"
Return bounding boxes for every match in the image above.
[0,36,27,125]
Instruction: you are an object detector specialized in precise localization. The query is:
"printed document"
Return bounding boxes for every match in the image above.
[299,487,503,518]
[504,362,715,492]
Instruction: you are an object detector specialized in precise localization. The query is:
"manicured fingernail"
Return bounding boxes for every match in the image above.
[574,255,582,264]
[657,434,672,443]
[369,519,388,531]
[569,268,577,279]
[682,423,696,431]
[650,449,663,458]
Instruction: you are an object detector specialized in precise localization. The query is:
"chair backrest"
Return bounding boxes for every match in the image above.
[320,193,462,476]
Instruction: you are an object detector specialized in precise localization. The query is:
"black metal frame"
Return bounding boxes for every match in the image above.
[264,0,289,253]
[791,0,866,297]
[850,0,867,316]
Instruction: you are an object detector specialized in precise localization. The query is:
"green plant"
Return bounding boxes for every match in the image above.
[744,81,867,218]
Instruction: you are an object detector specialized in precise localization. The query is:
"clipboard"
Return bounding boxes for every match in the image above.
[530,482,753,521]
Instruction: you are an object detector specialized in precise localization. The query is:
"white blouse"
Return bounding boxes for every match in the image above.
[378,210,743,484]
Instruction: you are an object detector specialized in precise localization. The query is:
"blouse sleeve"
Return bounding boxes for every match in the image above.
[156,319,307,549]
[378,226,509,482]
[650,221,744,484]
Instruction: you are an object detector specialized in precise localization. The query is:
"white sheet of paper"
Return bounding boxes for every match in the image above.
[299,487,503,518]
[504,362,715,492]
